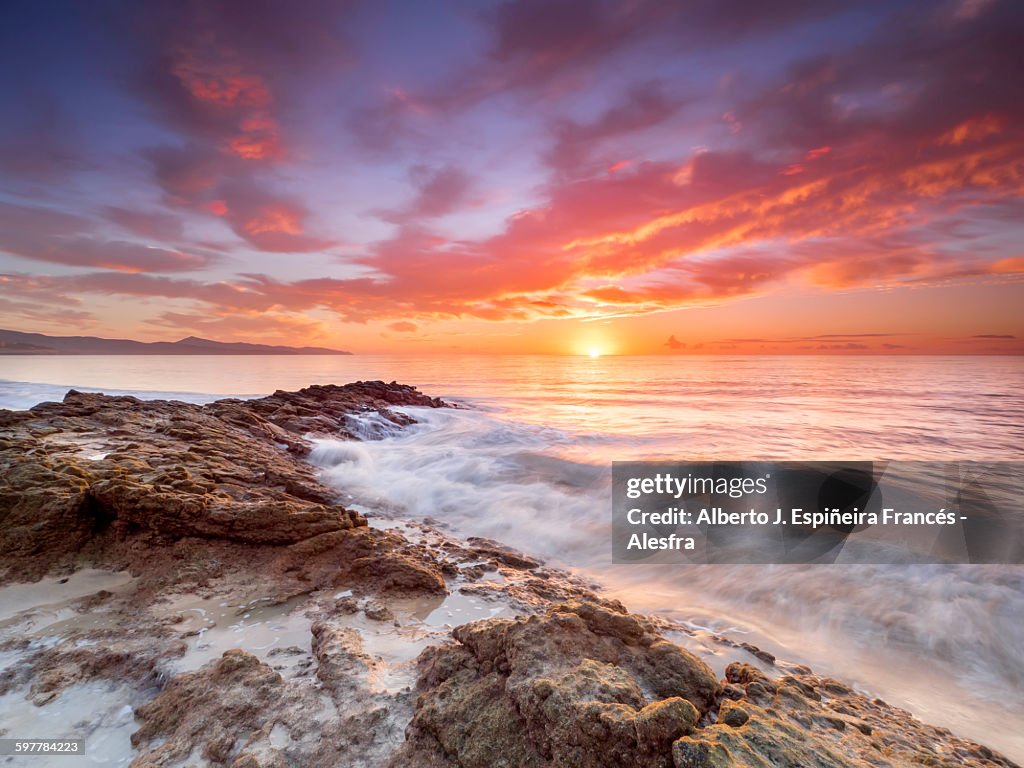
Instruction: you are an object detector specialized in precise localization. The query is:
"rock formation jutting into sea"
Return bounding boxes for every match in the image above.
[0,382,1017,767]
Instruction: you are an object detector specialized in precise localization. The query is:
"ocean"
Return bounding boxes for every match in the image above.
[1,354,1022,760]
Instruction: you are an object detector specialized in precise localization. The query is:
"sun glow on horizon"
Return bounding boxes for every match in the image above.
[588,347,602,358]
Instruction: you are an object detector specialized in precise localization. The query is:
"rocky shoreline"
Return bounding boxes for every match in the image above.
[0,382,1017,768]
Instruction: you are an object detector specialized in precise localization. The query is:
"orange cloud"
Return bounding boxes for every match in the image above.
[170,46,283,161]
[215,189,335,253]
[171,58,271,108]
[989,256,1024,274]
[241,204,303,236]
[937,114,1004,146]
[226,132,280,160]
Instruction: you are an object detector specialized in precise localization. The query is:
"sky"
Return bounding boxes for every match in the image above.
[0,0,1022,355]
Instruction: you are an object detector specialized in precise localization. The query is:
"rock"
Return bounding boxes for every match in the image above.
[720,683,745,700]
[635,697,699,750]
[0,630,183,704]
[230,751,287,768]
[394,600,720,768]
[349,553,448,596]
[723,662,772,688]
[311,622,371,695]
[395,601,1021,768]
[465,537,542,570]
[130,650,288,766]
[335,596,359,614]
[671,668,1024,768]
[0,381,449,582]
[739,642,775,665]
[363,600,395,622]
[671,739,731,768]
[717,702,749,727]
[207,381,449,442]
[202,724,236,763]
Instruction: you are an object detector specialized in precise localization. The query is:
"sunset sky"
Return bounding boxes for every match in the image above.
[1,0,1022,355]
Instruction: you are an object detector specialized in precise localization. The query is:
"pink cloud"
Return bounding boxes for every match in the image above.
[224,195,334,253]
[375,165,476,223]
[547,81,684,175]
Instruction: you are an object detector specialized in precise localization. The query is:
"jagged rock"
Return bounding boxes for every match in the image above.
[207,381,448,443]
[129,650,289,767]
[311,622,371,696]
[0,382,449,582]
[394,600,720,768]
[635,697,699,751]
[396,602,1020,768]
[364,600,395,621]
[464,537,542,570]
[717,701,749,727]
[349,554,448,596]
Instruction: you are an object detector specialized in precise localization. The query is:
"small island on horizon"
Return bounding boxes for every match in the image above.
[0,329,352,356]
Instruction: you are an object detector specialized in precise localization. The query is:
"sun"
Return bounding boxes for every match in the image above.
[588,347,602,358]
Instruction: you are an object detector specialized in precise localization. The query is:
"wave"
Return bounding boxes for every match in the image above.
[312,405,1024,760]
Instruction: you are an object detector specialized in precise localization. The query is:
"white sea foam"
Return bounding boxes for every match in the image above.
[313,404,1024,762]
[311,409,607,560]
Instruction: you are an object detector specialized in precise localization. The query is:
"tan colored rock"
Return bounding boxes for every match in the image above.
[635,697,699,751]
[129,650,287,767]
[349,553,448,596]
[397,603,1019,768]
[395,600,720,768]
[0,381,449,582]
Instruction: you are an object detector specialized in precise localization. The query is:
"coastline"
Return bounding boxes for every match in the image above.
[0,382,1019,768]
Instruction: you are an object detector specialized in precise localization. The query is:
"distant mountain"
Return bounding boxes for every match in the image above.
[0,330,352,355]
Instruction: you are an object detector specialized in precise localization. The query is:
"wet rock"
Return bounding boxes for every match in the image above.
[739,642,775,665]
[335,596,360,614]
[720,683,745,701]
[394,600,720,768]
[230,750,288,768]
[635,697,699,751]
[130,650,288,766]
[673,669,1024,768]
[396,600,1022,768]
[671,739,731,768]
[364,600,395,622]
[349,553,448,596]
[723,662,775,692]
[202,724,236,762]
[5,633,182,704]
[311,622,371,696]
[0,381,449,582]
[717,702,749,727]
[207,381,449,442]
[465,537,542,570]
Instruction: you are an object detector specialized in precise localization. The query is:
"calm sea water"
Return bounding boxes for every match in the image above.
[1,354,1022,759]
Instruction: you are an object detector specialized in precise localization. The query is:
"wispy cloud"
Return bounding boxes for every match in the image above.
[0,0,1021,349]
